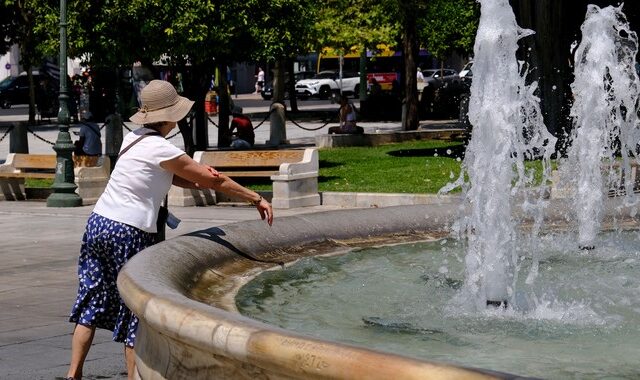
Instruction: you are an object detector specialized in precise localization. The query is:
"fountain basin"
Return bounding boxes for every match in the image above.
[118,201,637,379]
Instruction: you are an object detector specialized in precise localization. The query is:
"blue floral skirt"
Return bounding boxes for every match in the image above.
[69,212,155,347]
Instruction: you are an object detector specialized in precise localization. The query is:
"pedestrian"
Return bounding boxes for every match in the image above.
[64,80,273,380]
[417,67,425,83]
[255,67,265,93]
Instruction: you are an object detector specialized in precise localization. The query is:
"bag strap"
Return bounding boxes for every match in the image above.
[118,131,162,158]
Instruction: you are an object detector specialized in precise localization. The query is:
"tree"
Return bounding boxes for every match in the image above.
[247,0,319,112]
[420,0,479,65]
[2,0,47,123]
[397,0,427,130]
[0,1,19,54]
[314,0,399,101]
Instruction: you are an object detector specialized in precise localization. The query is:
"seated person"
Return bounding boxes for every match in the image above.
[73,111,102,166]
[229,106,255,149]
[329,97,364,134]
[368,78,382,96]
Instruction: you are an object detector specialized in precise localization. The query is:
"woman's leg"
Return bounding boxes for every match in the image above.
[125,345,136,380]
[66,324,96,379]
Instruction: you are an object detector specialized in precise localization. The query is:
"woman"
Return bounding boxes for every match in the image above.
[328,96,364,134]
[65,80,273,380]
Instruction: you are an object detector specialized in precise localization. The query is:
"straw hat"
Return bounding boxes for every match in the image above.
[130,80,194,124]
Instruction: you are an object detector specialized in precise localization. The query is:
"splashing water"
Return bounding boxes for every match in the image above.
[562,4,640,248]
[440,0,556,309]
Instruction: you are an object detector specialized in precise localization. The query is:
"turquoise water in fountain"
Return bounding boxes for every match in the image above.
[237,232,640,379]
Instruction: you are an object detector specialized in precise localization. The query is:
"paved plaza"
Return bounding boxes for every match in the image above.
[0,94,460,379]
[0,200,346,379]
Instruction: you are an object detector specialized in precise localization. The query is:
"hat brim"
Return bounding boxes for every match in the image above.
[129,96,194,124]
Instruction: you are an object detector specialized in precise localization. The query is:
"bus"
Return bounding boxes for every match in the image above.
[316,45,434,91]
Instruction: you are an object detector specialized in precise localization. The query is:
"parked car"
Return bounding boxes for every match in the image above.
[295,70,360,100]
[423,68,461,86]
[0,73,39,109]
[261,71,315,100]
[419,68,466,120]
[0,72,77,119]
[458,61,473,87]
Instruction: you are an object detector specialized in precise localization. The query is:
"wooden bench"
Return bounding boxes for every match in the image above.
[196,150,307,178]
[168,148,320,209]
[0,154,57,180]
[0,153,110,204]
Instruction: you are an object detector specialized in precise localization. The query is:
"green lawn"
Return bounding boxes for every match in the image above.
[26,140,551,195]
[317,140,465,193]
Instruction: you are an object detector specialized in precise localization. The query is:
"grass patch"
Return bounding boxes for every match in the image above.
[25,178,53,188]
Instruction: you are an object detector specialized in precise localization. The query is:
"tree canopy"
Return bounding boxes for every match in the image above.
[0,0,482,130]
[420,0,479,61]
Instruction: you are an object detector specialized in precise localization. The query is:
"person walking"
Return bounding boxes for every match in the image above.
[64,80,273,380]
[255,67,265,94]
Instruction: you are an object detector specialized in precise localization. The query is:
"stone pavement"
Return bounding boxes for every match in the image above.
[0,93,462,379]
[0,200,346,380]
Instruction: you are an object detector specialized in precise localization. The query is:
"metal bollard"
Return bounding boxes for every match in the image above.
[9,122,29,153]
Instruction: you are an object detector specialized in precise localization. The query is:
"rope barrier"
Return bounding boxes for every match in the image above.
[0,125,15,143]
[25,126,55,145]
[252,106,277,130]
[286,115,335,131]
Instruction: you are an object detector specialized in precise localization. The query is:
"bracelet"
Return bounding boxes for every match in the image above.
[250,195,262,206]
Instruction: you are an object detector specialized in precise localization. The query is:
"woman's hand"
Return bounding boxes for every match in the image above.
[253,196,273,226]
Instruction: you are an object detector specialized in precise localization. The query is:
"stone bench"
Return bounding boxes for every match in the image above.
[607,161,640,197]
[0,153,110,205]
[169,148,320,209]
[315,128,468,148]
[550,161,640,199]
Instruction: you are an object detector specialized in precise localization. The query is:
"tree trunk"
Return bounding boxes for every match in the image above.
[273,59,286,104]
[401,1,419,131]
[217,62,232,148]
[511,0,603,154]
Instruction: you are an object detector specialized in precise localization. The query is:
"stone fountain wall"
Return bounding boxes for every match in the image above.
[118,201,638,379]
[118,204,528,379]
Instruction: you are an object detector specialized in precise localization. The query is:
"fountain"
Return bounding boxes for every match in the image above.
[117,1,640,379]
[560,4,640,249]
[439,0,556,308]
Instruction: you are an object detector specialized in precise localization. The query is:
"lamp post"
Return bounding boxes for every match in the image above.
[47,0,82,207]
